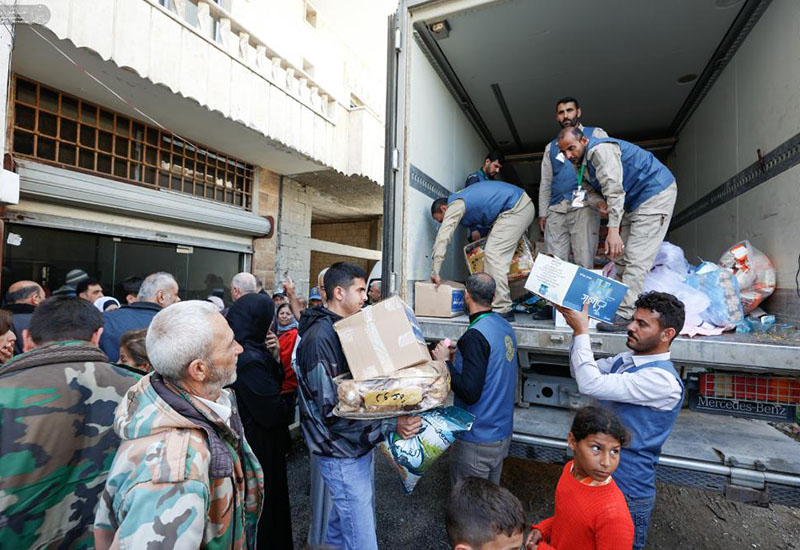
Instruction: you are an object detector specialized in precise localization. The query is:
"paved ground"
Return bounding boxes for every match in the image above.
[286,438,800,550]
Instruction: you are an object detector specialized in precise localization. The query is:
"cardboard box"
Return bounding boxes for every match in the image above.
[524,254,628,323]
[334,296,431,380]
[414,281,465,317]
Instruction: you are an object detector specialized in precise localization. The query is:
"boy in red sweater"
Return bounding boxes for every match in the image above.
[446,477,526,550]
[526,406,634,550]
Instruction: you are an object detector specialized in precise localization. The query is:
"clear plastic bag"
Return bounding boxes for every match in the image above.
[378,406,475,493]
[718,241,776,314]
[333,361,450,419]
[686,262,744,328]
[644,266,710,329]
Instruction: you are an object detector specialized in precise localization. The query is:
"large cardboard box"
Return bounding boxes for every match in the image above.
[334,296,431,380]
[524,254,628,323]
[414,281,465,317]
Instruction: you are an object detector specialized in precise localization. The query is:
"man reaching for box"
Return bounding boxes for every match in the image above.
[430,180,535,322]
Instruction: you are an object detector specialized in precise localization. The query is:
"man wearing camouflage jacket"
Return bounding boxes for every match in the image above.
[0,296,141,549]
[94,301,263,550]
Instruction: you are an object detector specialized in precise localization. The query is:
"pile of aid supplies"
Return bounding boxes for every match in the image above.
[640,240,783,336]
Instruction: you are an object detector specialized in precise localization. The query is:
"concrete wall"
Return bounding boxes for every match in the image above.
[274,178,314,294]
[405,40,487,285]
[252,168,281,290]
[666,0,800,306]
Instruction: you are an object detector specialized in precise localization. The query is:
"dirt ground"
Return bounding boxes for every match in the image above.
[287,440,800,550]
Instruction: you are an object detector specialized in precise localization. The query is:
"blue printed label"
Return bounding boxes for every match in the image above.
[451,290,465,313]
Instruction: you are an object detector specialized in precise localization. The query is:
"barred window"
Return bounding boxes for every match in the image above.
[11,75,253,209]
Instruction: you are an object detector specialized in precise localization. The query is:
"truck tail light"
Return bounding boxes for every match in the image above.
[699,373,800,405]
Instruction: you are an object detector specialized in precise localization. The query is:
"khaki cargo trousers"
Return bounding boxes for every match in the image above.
[544,203,600,269]
[484,193,536,314]
[615,182,678,318]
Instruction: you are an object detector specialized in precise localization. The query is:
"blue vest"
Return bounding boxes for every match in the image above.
[448,180,524,230]
[549,126,596,206]
[465,168,489,187]
[585,137,675,212]
[599,358,684,498]
[453,313,517,444]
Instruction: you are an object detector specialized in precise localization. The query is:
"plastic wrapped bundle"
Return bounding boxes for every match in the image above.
[333,361,450,419]
[379,406,475,493]
[718,241,776,313]
[464,236,535,280]
[686,262,744,328]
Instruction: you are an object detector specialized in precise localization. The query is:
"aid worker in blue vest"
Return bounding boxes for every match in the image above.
[465,150,505,188]
[431,272,517,485]
[430,181,535,322]
[538,97,607,268]
[558,125,678,332]
[556,291,685,550]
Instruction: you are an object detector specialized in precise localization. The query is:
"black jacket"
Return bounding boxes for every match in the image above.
[295,307,384,458]
[227,293,285,431]
[5,303,36,356]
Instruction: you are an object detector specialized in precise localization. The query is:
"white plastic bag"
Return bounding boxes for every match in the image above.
[652,242,692,278]
[644,266,710,329]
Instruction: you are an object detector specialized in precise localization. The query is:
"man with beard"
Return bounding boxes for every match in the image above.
[538,97,607,268]
[556,291,685,550]
[465,150,505,188]
[558,125,677,332]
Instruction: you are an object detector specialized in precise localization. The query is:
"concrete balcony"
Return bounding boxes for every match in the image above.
[28,0,384,191]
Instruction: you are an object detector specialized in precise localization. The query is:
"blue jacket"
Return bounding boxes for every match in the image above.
[599,358,684,498]
[453,313,517,444]
[549,126,596,205]
[99,302,162,362]
[585,137,675,212]
[448,180,524,230]
[465,168,490,187]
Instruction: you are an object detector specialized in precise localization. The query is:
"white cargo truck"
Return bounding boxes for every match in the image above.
[380,0,800,506]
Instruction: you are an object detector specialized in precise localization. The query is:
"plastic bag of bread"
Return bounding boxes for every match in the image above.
[379,406,475,493]
[333,360,450,419]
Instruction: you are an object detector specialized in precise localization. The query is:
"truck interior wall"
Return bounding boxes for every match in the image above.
[405,40,486,288]
[666,0,800,319]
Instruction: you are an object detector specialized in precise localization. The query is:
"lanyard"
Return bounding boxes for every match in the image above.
[576,163,586,189]
[468,312,493,329]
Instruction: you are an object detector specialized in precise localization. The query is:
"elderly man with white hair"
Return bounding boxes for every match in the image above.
[94,301,264,550]
[231,272,258,302]
[99,272,180,362]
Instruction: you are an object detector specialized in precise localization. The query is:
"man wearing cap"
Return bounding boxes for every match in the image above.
[308,287,323,309]
[430,181,535,322]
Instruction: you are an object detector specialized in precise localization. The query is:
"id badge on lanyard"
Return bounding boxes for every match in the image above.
[571,164,587,208]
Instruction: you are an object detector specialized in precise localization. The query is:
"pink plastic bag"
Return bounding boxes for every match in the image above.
[718,241,776,313]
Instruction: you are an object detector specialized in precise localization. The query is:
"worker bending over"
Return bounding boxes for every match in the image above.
[558,126,677,332]
[430,180,535,322]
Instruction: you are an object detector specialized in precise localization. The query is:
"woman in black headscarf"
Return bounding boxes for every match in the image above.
[227,292,293,550]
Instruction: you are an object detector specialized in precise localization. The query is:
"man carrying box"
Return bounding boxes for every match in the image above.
[558,125,677,332]
[295,262,420,550]
[432,273,517,485]
[430,181,535,322]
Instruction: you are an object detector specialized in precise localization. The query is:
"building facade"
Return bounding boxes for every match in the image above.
[3,0,390,301]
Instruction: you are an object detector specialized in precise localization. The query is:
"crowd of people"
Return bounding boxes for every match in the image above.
[0,92,689,550]
[0,253,686,550]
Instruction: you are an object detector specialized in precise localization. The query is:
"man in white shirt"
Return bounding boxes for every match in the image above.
[557,291,685,550]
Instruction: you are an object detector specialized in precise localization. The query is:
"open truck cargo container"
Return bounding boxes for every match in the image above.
[381,0,800,506]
